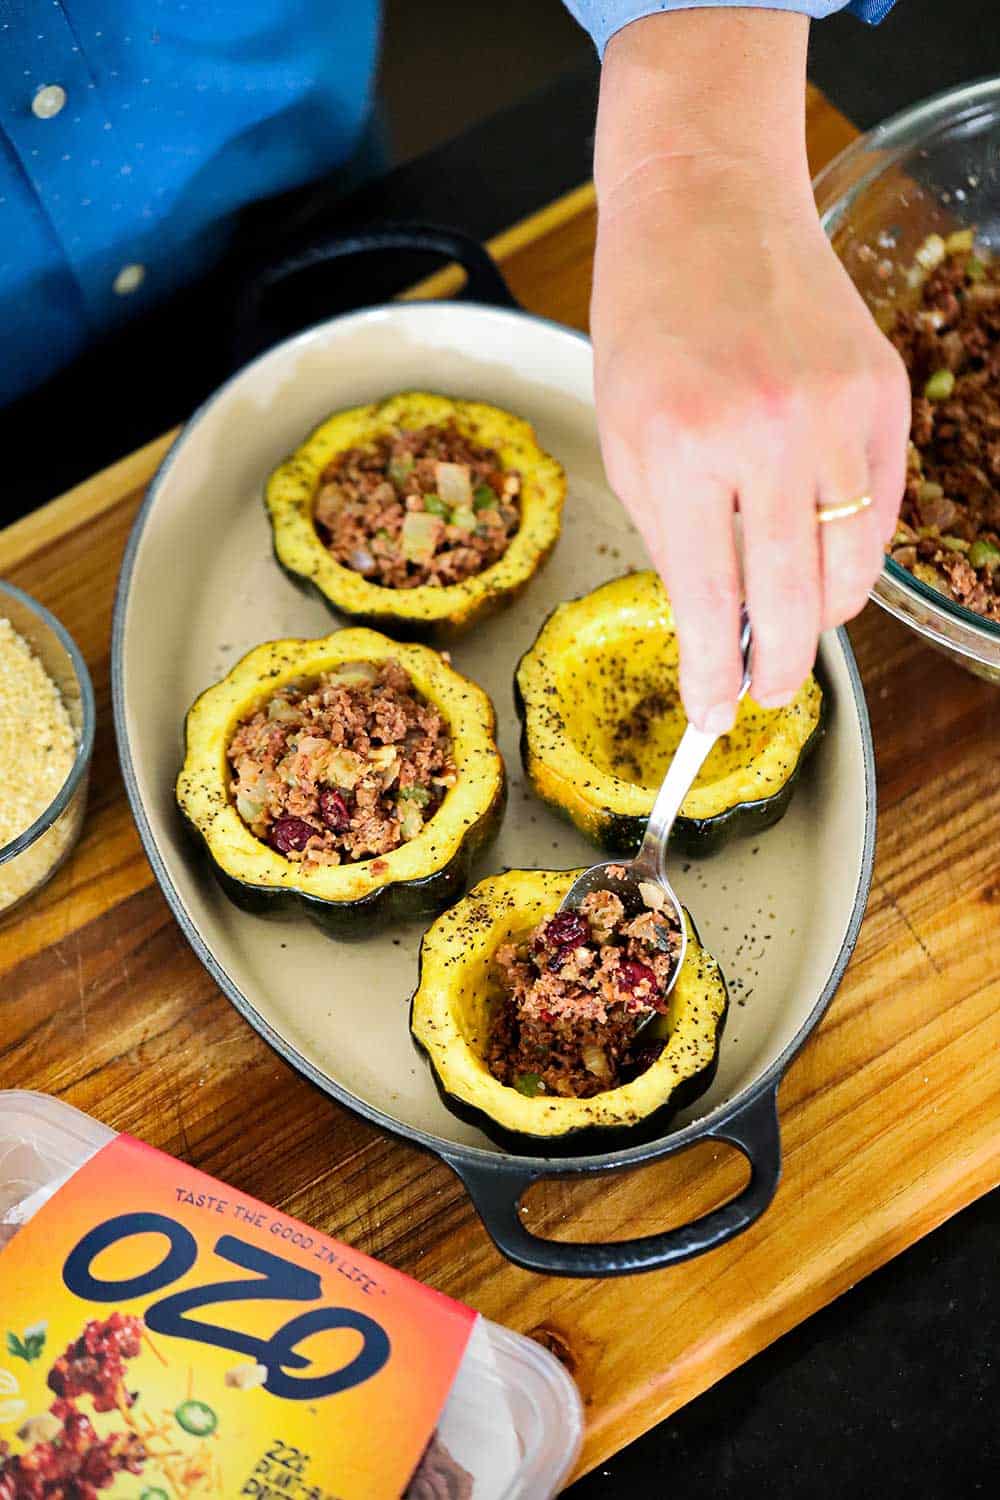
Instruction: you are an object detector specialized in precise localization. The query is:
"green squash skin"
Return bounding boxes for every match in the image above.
[410,909,728,1156]
[513,656,827,859]
[182,773,506,941]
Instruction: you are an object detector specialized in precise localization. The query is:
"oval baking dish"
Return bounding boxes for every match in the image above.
[112,227,876,1277]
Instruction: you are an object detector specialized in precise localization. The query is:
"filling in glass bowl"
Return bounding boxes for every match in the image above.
[888,233,1000,622]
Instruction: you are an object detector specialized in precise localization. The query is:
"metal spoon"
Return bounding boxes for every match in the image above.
[558,605,753,1025]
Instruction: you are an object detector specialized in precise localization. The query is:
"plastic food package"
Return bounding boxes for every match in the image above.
[0,1091,583,1499]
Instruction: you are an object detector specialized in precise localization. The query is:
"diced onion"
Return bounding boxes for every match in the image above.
[235,793,264,824]
[638,880,667,911]
[347,546,377,576]
[435,462,472,508]
[582,1044,611,1081]
[327,749,363,789]
[915,233,946,271]
[267,697,300,722]
[327,661,378,687]
[401,510,441,562]
[399,803,424,841]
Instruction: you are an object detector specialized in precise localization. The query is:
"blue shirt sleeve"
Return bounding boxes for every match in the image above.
[564,1,898,56]
[0,0,381,408]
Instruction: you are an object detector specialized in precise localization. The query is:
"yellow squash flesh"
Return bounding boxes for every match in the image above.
[516,571,824,855]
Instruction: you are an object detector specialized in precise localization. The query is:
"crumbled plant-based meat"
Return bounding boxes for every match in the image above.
[404,1431,474,1500]
[488,887,682,1099]
[314,421,521,588]
[227,659,456,871]
[888,239,1000,621]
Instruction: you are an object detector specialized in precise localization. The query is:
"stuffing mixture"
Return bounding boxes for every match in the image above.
[227,659,456,870]
[314,421,521,588]
[888,234,1000,621]
[489,877,683,1099]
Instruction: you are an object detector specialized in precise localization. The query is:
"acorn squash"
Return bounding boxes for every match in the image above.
[515,571,824,857]
[265,392,566,640]
[410,868,728,1150]
[176,628,505,938]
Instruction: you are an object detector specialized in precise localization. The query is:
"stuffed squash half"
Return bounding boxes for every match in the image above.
[176,628,505,938]
[266,392,565,639]
[411,868,728,1149]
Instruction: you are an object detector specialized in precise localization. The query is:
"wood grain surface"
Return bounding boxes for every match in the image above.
[3,84,1000,1484]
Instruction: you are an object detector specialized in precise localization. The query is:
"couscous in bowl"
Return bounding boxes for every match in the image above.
[0,582,95,917]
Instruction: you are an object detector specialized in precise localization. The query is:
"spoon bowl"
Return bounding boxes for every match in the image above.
[558,606,754,1033]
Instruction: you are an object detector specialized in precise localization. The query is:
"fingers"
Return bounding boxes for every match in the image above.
[739,452,822,709]
[596,329,909,726]
[868,346,912,544]
[645,434,744,734]
[816,438,884,632]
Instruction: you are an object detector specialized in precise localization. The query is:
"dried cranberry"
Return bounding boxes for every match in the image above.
[319,789,350,831]
[270,817,315,854]
[617,960,658,994]
[547,946,572,973]
[622,1039,666,1081]
[543,911,589,949]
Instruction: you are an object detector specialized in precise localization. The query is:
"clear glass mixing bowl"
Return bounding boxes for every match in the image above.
[814,76,1000,682]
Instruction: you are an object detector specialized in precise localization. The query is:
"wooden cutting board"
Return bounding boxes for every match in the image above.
[3,85,999,1482]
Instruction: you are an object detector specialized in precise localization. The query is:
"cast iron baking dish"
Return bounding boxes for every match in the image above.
[112,228,876,1277]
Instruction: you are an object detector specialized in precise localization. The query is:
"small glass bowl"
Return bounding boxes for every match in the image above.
[0,582,96,918]
[814,76,1000,682]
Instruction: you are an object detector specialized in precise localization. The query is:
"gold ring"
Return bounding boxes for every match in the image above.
[816,494,874,524]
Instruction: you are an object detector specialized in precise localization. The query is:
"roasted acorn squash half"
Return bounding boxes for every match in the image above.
[410,868,728,1151]
[265,392,566,640]
[515,571,824,858]
[176,628,505,938]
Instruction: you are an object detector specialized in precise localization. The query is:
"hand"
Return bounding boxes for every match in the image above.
[590,10,911,732]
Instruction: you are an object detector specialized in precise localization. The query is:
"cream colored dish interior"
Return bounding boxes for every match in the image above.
[118,303,870,1154]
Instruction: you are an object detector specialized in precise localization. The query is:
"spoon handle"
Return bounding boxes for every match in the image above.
[632,723,719,884]
[633,606,754,886]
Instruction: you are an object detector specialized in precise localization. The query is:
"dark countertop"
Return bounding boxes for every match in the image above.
[1,5,998,1495]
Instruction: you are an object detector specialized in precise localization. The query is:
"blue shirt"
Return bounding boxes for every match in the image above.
[568,1,897,56]
[0,1,895,406]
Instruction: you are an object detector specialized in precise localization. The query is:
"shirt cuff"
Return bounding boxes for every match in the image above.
[564,1,899,58]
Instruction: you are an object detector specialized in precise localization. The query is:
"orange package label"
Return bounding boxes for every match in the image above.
[0,1135,476,1499]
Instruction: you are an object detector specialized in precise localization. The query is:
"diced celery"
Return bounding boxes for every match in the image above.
[450,506,477,533]
[968,539,1000,572]
[924,369,955,401]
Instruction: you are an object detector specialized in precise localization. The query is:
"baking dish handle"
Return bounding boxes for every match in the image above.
[443,1085,781,1279]
[232,222,519,367]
